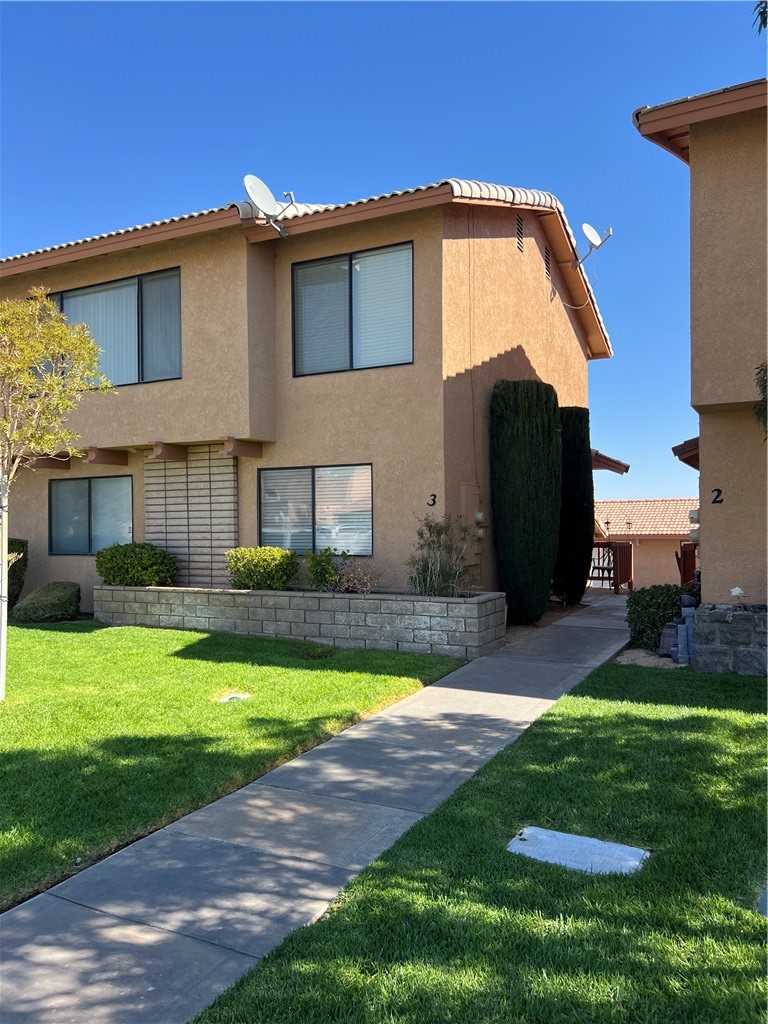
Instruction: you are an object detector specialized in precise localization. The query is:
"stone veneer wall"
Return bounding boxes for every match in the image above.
[93,587,508,660]
[693,604,767,676]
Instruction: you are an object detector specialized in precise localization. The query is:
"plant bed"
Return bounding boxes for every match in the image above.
[94,586,508,660]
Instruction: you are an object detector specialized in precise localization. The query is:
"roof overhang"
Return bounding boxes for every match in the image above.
[672,436,700,470]
[633,78,767,163]
[591,448,630,474]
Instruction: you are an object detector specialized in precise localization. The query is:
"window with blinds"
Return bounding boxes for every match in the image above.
[51,268,181,386]
[49,477,133,555]
[293,243,412,376]
[260,465,372,555]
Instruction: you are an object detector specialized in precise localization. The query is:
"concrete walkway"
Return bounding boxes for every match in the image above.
[1,590,628,1024]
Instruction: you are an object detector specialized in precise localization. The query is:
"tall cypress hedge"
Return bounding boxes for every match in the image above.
[552,407,594,606]
[490,379,562,624]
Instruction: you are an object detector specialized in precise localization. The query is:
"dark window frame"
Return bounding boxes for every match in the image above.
[292,242,414,378]
[49,267,182,387]
[48,475,134,556]
[258,462,374,556]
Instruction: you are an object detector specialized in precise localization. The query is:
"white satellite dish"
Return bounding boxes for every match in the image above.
[582,223,603,249]
[572,222,613,270]
[243,174,280,220]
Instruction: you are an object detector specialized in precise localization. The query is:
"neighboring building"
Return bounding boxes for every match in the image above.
[0,179,612,609]
[635,79,767,674]
[594,498,697,589]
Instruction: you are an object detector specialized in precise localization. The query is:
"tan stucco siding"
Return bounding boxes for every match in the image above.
[0,228,262,446]
[10,454,146,612]
[441,205,590,589]
[238,209,446,591]
[690,109,767,412]
[607,536,688,589]
[698,409,766,604]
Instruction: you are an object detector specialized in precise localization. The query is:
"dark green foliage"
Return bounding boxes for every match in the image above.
[490,379,562,624]
[754,361,766,438]
[95,542,178,587]
[305,548,346,591]
[8,538,28,610]
[552,407,594,605]
[224,547,299,590]
[12,581,80,623]
[626,583,695,650]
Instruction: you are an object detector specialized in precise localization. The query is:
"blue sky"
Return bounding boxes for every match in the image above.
[1,1,764,500]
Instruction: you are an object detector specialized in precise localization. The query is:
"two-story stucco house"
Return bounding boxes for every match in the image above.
[635,80,767,674]
[0,178,611,610]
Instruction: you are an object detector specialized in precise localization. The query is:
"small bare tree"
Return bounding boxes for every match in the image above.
[0,288,113,699]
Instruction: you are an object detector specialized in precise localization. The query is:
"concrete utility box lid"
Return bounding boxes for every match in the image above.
[506,827,650,874]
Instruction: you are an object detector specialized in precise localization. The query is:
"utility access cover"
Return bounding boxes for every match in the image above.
[506,827,649,875]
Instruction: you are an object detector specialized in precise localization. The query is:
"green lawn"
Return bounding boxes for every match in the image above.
[0,622,457,910]
[193,664,767,1024]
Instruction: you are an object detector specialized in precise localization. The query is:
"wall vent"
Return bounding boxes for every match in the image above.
[516,214,524,253]
[544,247,551,280]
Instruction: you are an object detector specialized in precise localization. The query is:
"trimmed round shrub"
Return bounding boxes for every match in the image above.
[95,543,178,587]
[8,538,29,610]
[552,407,594,606]
[490,379,562,624]
[225,547,299,591]
[12,581,80,623]
[626,583,695,650]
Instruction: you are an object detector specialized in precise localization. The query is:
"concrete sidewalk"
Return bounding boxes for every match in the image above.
[1,590,628,1024]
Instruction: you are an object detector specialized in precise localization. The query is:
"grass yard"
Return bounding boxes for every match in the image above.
[193,664,767,1024]
[0,621,457,911]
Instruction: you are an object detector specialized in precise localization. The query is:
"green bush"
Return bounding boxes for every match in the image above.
[95,543,178,587]
[225,547,299,591]
[552,407,595,606]
[626,583,695,651]
[490,379,562,624]
[406,514,473,597]
[305,549,379,595]
[306,548,345,592]
[8,538,28,610]
[12,581,80,623]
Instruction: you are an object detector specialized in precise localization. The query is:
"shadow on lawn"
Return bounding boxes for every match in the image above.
[0,710,357,912]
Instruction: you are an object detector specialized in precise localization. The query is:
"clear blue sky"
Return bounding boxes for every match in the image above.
[1,1,764,500]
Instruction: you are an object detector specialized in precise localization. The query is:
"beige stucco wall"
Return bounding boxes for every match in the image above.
[238,208,446,592]
[607,536,687,589]
[698,409,766,604]
[441,205,590,589]
[690,109,767,412]
[0,227,271,446]
[11,453,147,612]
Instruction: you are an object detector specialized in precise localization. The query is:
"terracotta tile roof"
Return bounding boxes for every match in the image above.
[594,499,697,538]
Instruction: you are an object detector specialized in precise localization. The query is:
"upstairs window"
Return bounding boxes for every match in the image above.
[51,268,181,386]
[259,464,373,555]
[293,243,413,376]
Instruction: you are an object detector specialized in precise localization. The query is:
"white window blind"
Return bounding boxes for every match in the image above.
[294,258,350,375]
[63,279,138,386]
[260,468,313,553]
[352,244,412,368]
[50,480,89,555]
[260,465,372,555]
[91,477,133,552]
[141,270,181,381]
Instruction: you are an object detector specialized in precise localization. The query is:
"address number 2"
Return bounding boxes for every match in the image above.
[711,489,723,504]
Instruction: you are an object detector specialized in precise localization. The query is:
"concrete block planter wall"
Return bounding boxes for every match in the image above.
[93,587,508,660]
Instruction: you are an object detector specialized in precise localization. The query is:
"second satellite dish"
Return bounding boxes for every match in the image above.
[243,175,281,220]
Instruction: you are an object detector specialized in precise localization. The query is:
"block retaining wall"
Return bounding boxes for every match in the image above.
[93,587,508,660]
[693,604,767,676]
